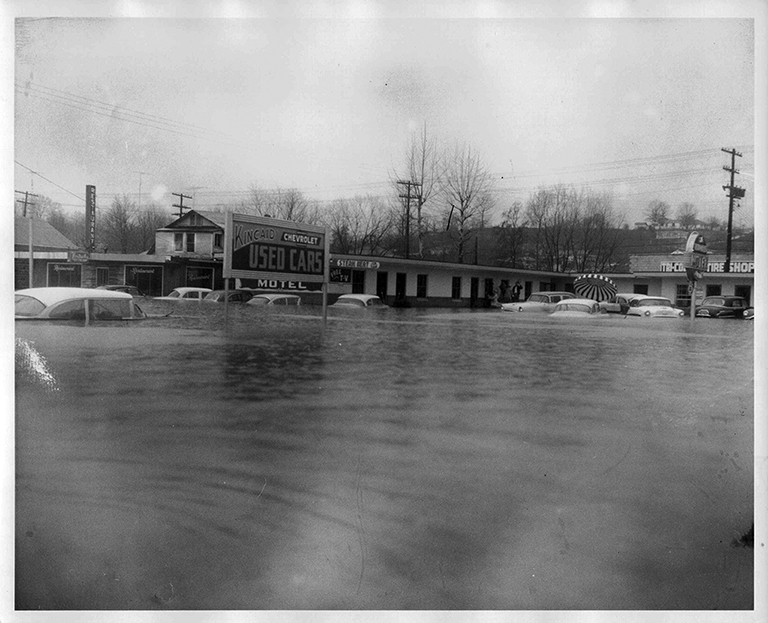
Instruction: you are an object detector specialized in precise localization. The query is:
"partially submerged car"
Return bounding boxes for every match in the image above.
[550,298,603,317]
[695,296,752,319]
[331,294,387,308]
[153,287,212,301]
[15,287,147,322]
[599,293,641,315]
[247,293,302,306]
[625,295,684,318]
[203,289,254,303]
[500,291,576,313]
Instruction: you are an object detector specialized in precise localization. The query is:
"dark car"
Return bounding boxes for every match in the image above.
[203,289,255,303]
[97,284,146,297]
[695,296,752,319]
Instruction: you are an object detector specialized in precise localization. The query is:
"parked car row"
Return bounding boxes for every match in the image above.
[503,291,753,320]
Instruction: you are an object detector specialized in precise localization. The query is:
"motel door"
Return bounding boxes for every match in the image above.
[470,277,479,307]
[376,271,388,302]
[396,273,407,301]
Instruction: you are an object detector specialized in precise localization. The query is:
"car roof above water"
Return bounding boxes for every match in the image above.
[16,287,132,306]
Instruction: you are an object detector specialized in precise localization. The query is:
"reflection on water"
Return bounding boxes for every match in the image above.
[15,305,754,610]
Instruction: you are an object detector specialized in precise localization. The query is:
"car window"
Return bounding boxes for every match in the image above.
[89,299,132,320]
[183,291,199,299]
[47,299,86,320]
[732,300,744,308]
[528,294,546,303]
[702,297,724,306]
[638,298,670,307]
[15,294,46,317]
[249,297,269,305]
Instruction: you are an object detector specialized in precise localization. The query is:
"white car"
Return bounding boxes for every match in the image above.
[331,294,387,308]
[15,287,146,321]
[247,293,302,306]
[625,295,684,318]
[550,298,603,317]
[153,287,212,301]
[500,291,576,313]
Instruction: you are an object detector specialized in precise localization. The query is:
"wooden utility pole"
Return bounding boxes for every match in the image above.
[16,190,38,288]
[172,192,193,218]
[721,148,745,273]
[397,180,421,259]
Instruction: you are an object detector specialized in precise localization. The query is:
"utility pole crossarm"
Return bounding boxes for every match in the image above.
[171,192,193,218]
[720,148,743,274]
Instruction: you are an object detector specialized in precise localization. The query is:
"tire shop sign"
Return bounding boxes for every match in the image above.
[223,213,329,284]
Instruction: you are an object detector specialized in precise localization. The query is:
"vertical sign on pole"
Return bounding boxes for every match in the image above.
[683,231,708,322]
[86,185,97,252]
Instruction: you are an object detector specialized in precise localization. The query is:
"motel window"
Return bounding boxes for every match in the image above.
[705,284,722,297]
[96,267,109,286]
[675,284,691,308]
[174,233,184,252]
[416,274,428,298]
[186,233,195,253]
[452,277,462,300]
[633,284,649,295]
[213,233,223,249]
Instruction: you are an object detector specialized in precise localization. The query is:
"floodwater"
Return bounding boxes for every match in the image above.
[14,302,754,611]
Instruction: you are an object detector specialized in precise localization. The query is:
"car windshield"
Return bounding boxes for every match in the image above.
[203,293,222,301]
[366,298,385,306]
[637,298,671,307]
[15,294,46,317]
[335,299,365,307]
[249,296,271,305]
[527,294,547,303]
[556,303,593,313]
[167,291,181,298]
[702,297,725,306]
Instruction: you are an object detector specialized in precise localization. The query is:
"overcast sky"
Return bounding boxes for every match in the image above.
[5,4,762,230]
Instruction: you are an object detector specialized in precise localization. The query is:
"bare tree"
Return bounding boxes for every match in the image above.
[135,203,169,252]
[645,199,670,225]
[497,201,526,268]
[326,195,396,255]
[676,202,698,229]
[395,122,443,258]
[102,195,135,253]
[441,142,494,263]
[525,185,579,272]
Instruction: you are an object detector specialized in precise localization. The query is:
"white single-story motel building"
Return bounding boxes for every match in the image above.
[15,212,754,310]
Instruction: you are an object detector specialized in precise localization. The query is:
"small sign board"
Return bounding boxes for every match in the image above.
[330,259,381,270]
[223,213,329,284]
[68,248,90,263]
[683,231,708,281]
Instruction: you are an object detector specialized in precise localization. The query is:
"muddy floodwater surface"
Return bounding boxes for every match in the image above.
[15,304,754,610]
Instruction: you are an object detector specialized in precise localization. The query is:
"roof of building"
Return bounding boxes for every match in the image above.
[15,216,77,250]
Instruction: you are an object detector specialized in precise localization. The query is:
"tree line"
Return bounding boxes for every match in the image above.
[18,125,735,272]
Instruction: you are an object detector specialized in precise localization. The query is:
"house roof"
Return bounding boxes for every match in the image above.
[15,216,77,249]
[161,209,226,230]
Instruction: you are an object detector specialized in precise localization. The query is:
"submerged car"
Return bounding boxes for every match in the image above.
[15,287,147,321]
[331,294,387,308]
[599,293,641,315]
[247,293,302,306]
[625,295,684,318]
[550,298,603,317]
[96,284,147,297]
[153,287,212,301]
[500,291,576,313]
[203,289,254,303]
[695,296,751,319]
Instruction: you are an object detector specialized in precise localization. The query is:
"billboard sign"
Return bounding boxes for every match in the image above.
[683,231,708,281]
[85,185,96,252]
[223,213,329,283]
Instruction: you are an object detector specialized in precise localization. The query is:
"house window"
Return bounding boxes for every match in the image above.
[186,233,195,253]
[213,233,223,249]
[174,233,184,252]
[675,284,691,308]
[416,274,428,298]
[452,276,462,300]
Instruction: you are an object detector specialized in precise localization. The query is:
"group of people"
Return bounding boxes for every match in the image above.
[489,280,523,307]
